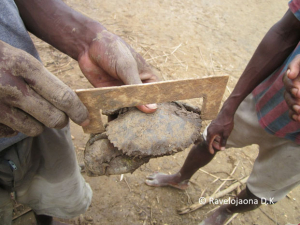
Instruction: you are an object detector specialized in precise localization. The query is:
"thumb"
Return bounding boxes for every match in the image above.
[208,135,226,154]
[114,39,142,85]
[115,40,157,113]
[220,137,227,151]
[287,55,300,80]
[208,134,219,155]
[136,104,157,113]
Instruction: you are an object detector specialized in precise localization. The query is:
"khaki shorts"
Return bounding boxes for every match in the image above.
[203,94,300,202]
[0,124,92,224]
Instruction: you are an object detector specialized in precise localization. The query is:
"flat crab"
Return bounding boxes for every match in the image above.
[84,101,202,176]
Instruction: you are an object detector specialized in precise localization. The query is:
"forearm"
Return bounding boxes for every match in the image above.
[222,10,300,116]
[15,0,106,60]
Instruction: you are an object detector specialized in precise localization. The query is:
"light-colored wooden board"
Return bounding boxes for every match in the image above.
[76,76,228,134]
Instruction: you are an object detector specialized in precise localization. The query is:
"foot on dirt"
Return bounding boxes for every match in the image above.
[198,205,232,225]
[145,172,189,190]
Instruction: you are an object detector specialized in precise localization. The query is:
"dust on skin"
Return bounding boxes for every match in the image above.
[0,105,44,136]
[39,1,298,224]
[0,123,17,137]
[92,30,156,85]
[0,40,87,135]
[98,31,141,84]
[0,41,43,78]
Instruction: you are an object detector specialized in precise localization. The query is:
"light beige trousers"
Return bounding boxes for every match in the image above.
[203,94,300,202]
[0,124,92,224]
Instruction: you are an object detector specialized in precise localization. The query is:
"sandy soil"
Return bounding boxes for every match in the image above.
[31,0,300,224]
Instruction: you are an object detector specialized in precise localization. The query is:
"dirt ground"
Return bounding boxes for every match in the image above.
[30,0,300,224]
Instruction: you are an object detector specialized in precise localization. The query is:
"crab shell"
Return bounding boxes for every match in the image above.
[84,133,150,176]
[105,102,202,158]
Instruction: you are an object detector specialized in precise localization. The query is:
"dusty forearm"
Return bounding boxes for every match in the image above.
[15,0,106,60]
[222,10,300,115]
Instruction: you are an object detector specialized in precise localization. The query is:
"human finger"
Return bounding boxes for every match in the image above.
[291,113,300,122]
[26,67,90,126]
[129,48,160,83]
[136,104,158,114]
[219,136,227,151]
[284,90,298,111]
[1,41,90,127]
[283,70,297,94]
[113,40,157,112]
[81,31,158,113]
[287,54,300,80]
[10,85,70,129]
[208,135,219,155]
[283,69,300,98]
[285,55,300,98]
[0,123,18,137]
[1,72,72,129]
[284,90,300,121]
[0,104,44,136]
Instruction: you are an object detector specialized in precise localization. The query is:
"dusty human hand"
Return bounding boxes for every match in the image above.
[206,110,235,154]
[0,41,89,137]
[283,54,300,122]
[78,30,159,113]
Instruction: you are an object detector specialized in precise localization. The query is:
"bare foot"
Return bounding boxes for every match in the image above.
[145,172,189,190]
[198,205,232,225]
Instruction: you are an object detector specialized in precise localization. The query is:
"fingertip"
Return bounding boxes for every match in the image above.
[286,69,291,78]
[26,125,44,137]
[146,103,157,110]
[293,105,300,113]
[292,114,298,121]
[80,118,90,127]
[136,104,157,113]
[287,68,298,80]
[291,88,299,97]
[287,68,295,79]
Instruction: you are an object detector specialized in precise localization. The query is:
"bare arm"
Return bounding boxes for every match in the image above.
[15,0,103,60]
[225,10,300,115]
[14,0,159,113]
[207,9,300,153]
[0,0,160,137]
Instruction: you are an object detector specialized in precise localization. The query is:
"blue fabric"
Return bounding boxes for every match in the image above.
[0,133,27,152]
[0,0,41,151]
[0,0,40,58]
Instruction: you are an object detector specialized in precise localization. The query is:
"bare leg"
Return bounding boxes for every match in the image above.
[146,140,216,189]
[200,188,261,225]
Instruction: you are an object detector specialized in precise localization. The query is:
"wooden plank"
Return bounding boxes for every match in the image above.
[76,76,228,134]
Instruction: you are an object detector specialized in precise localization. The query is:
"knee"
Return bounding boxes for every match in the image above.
[29,179,93,219]
[61,183,93,219]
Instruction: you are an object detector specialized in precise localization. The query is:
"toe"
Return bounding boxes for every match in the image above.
[145,179,159,186]
[146,174,156,179]
[146,172,165,179]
